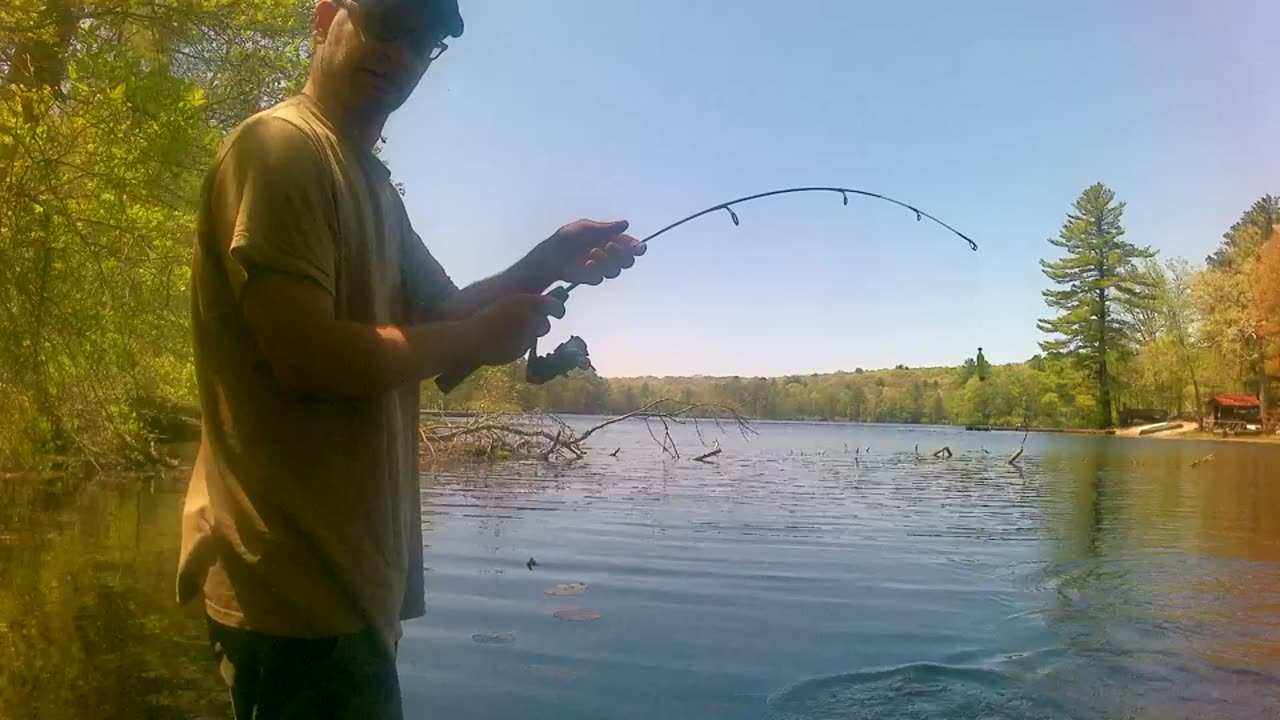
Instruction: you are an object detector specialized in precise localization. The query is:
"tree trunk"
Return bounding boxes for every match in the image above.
[1258,353,1271,427]
[1191,376,1203,427]
[1097,286,1112,429]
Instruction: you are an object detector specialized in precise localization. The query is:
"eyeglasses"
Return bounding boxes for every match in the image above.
[333,0,450,63]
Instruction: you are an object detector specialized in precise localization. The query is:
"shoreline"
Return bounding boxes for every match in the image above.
[462,412,1280,445]
[969,422,1280,445]
[1118,428,1280,445]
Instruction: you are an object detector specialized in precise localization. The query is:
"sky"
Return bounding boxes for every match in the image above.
[382,0,1279,378]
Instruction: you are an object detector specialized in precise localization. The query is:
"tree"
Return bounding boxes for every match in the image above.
[843,382,866,421]
[927,391,945,425]
[1200,197,1278,424]
[962,375,994,425]
[1038,183,1156,428]
[1257,229,1280,342]
[1255,229,1280,420]
[1208,195,1280,271]
[0,0,313,468]
[1160,258,1206,422]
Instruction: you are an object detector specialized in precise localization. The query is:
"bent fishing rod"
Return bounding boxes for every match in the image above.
[435,186,979,394]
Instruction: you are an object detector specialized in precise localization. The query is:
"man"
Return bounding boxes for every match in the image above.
[176,0,644,716]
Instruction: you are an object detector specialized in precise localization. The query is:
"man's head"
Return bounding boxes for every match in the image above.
[308,0,463,120]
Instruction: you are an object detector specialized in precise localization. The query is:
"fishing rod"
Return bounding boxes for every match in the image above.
[435,186,979,394]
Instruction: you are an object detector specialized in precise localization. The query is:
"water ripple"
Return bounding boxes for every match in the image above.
[766,663,1078,720]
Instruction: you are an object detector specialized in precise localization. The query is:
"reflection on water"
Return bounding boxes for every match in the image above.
[1031,442,1280,718]
[0,470,227,720]
[3,422,1279,719]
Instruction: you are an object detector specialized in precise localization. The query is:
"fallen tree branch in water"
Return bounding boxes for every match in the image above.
[1008,425,1029,466]
[419,400,754,463]
[693,441,722,463]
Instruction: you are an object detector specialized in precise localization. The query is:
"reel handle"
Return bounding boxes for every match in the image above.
[433,285,573,394]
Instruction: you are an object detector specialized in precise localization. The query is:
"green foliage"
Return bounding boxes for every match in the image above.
[1195,196,1279,420]
[0,0,312,468]
[1207,195,1280,272]
[423,354,1113,430]
[1038,183,1157,427]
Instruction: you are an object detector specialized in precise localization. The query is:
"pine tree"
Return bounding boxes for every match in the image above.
[1207,195,1280,271]
[1038,183,1156,428]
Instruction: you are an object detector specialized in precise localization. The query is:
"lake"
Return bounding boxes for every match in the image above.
[3,420,1279,719]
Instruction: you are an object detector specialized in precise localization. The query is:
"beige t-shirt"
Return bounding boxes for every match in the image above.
[178,94,456,656]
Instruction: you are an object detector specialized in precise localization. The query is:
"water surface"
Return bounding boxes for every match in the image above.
[3,421,1279,719]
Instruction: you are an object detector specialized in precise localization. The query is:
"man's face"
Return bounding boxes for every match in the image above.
[314,0,450,116]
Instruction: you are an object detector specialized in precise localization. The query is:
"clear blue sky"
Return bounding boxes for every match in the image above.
[382,0,1278,378]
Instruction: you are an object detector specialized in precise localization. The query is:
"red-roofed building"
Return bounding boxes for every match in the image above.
[1204,395,1262,434]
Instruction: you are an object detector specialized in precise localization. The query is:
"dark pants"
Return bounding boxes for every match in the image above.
[205,615,402,720]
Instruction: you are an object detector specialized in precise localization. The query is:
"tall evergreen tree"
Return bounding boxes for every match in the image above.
[1207,195,1280,271]
[1038,183,1156,428]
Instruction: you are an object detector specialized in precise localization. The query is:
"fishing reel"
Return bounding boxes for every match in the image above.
[524,285,592,384]
[434,285,591,393]
[526,334,592,384]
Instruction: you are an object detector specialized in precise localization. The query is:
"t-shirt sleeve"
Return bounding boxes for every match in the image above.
[213,116,338,300]
[402,229,459,322]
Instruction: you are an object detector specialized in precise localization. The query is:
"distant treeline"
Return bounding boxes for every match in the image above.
[422,348,1260,430]
[424,354,1150,429]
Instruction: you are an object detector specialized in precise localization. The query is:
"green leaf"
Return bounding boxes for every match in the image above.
[185,86,207,108]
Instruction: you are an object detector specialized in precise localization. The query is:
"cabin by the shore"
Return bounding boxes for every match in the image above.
[1203,395,1262,434]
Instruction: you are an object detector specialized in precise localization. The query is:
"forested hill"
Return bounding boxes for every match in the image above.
[425,355,1109,429]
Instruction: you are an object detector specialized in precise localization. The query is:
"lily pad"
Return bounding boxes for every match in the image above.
[553,608,601,621]
[545,582,588,596]
[471,632,517,645]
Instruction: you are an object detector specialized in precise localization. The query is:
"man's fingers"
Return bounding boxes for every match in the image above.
[594,219,629,235]
[537,294,566,319]
[568,219,629,238]
[534,316,551,337]
[603,241,637,269]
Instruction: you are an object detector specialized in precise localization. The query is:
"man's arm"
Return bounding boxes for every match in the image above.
[432,258,548,322]
[424,219,646,322]
[243,272,563,398]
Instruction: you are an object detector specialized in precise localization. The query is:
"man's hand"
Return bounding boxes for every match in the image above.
[461,293,566,367]
[431,219,645,325]
[528,219,646,287]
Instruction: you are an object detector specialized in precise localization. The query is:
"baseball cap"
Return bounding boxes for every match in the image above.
[425,0,463,38]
